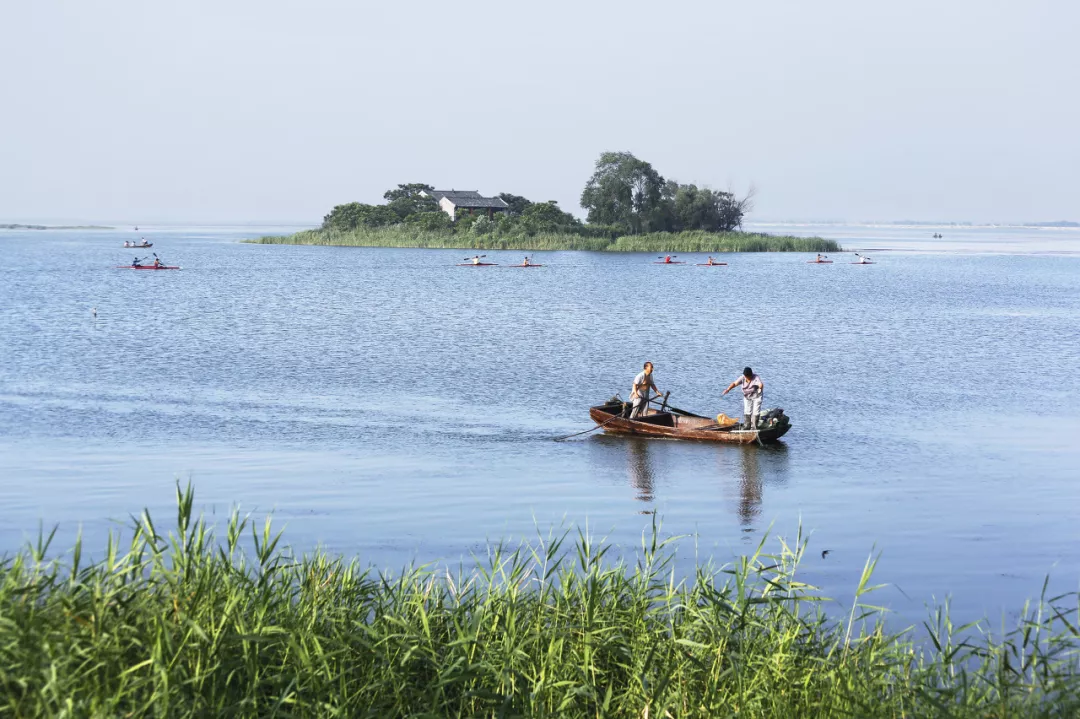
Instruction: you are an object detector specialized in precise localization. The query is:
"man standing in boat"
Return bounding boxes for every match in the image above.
[722,367,764,429]
[630,362,662,419]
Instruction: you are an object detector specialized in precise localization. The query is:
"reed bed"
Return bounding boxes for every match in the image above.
[2,485,1078,718]
[249,227,841,253]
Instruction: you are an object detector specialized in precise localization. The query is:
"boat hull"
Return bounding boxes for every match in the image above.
[117,265,180,270]
[124,244,153,248]
[589,404,790,444]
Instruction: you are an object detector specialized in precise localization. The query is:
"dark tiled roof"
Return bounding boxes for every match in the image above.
[429,190,509,209]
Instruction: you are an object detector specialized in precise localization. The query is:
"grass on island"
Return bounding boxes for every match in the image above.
[2,485,1078,718]
[248,227,841,254]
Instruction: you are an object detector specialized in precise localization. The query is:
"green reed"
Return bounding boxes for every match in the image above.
[249,227,840,253]
[1,484,1077,717]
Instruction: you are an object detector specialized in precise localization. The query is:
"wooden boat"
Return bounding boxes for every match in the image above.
[124,243,152,248]
[589,399,791,444]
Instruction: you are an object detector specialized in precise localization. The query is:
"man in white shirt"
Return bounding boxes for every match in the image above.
[630,362,661,419]
[722,367,764,429]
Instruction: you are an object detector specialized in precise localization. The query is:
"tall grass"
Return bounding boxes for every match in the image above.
[1,484,1077,717]
[249,227,841,253]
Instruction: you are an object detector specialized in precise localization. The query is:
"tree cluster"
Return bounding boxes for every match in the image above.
[580,152,751,234]
[321,152,751,237]
[321,185,601,238]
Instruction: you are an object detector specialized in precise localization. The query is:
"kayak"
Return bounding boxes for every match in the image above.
[123,243,152,248]
[117,265,181,270]
[807,260,833,264]
[851,261,875,265]
[457,263,498,266]
[509,264,544,267]
[696,262,728,266]
[653,261,686,265]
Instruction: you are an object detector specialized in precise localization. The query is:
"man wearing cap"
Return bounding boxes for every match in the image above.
[722,367,764,429]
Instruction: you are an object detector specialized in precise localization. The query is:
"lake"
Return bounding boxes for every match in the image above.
[2,223,1079,625]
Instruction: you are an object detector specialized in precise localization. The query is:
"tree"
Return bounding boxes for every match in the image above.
[322,202,399,231]
[580,152,666,234]
[519,201,580,234]
[669,184,751,232]
[497,193,533,217]
[404,212,452,231]
[383,183,439,219]
[382,183,434,202]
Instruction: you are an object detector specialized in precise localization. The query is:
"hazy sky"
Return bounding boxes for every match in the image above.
[2,1,1077,223]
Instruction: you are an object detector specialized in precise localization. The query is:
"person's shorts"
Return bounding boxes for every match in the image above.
[743,395,762,416]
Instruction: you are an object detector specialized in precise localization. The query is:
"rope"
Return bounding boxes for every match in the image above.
[552,412,620,442]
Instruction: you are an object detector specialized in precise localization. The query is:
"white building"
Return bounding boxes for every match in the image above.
[423,190,510,221]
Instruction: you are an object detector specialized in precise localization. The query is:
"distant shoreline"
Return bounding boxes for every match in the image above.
[0,223,113,230]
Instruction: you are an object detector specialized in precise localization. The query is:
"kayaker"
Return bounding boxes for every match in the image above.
[815,253,824,262]
[153,257,162,268]
[132,257,141,267]
[707,256,717,265]
[663,255,673,264]
[722,367,764,430]
[522,256,531,266]
[471,255,482,265]
[630,362,662,419]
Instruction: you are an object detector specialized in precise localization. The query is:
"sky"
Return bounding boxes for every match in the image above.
[1,0,1077,224]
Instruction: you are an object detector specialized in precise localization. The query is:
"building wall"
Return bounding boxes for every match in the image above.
[438,198,456,220]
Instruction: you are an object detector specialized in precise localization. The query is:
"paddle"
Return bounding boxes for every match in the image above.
[462,254,487,261]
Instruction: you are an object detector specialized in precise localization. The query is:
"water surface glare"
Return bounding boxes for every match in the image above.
[2,225,1079,624]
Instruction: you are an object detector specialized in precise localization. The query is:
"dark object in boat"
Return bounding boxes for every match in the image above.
[589,399,791,444]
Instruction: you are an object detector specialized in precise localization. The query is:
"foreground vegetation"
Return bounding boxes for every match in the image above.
[250,227,840,253]
[2,486,1077,717]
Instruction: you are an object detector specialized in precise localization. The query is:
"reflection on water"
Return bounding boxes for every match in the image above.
[626,439,656,506]
[709,443,791,529]
[737,447,762,526]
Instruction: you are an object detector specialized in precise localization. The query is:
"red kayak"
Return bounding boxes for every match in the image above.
[807,261,833,264]
[654,261,686,265]
[457,263,498,266]
[696,262,728,266]
[117,265,181,270]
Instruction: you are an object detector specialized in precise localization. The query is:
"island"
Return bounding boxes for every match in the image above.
[251,152,839,253]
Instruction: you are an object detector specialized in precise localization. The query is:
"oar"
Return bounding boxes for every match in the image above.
[462,254,487,260]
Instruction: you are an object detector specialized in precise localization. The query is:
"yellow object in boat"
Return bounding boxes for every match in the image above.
[715,413,739,428]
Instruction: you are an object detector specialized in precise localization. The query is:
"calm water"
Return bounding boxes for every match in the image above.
[2,224,1079,624]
